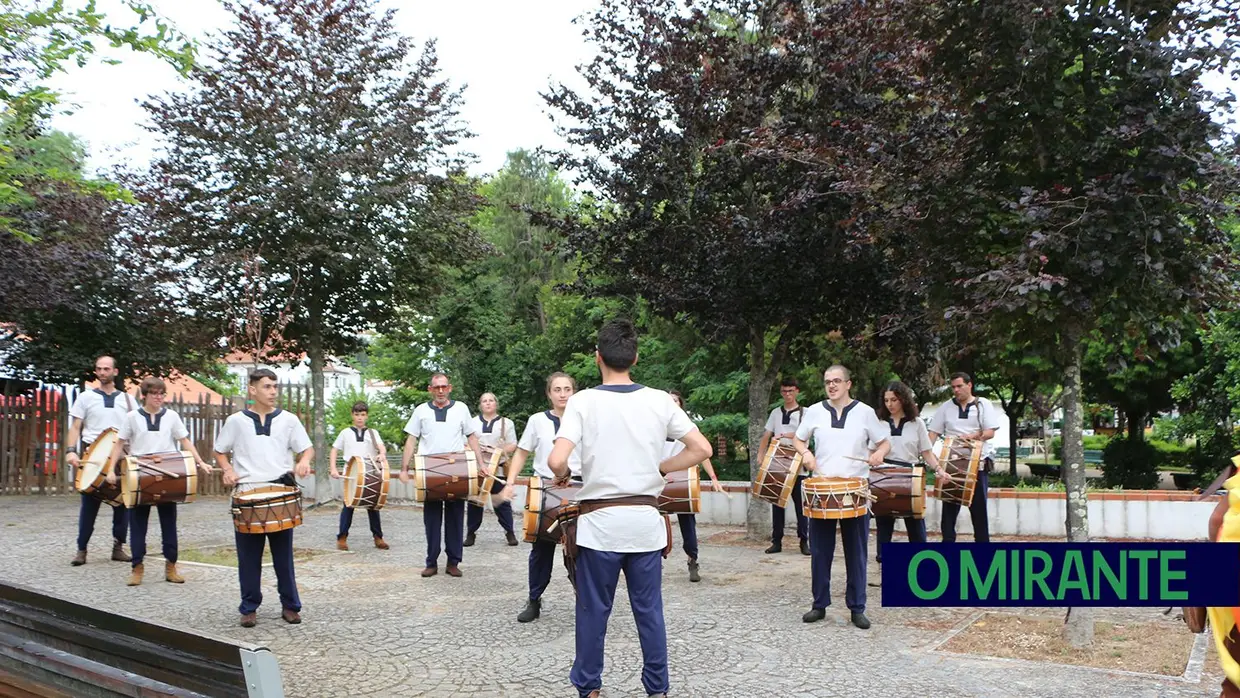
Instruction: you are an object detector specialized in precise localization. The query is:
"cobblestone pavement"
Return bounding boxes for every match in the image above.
[0,496,1224,697]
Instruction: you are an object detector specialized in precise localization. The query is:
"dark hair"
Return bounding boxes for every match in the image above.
[546,372,577,392]
[249,368,278,384]
[351,401,369,413]
[877,381,919,420]
[140,376,166,396]
[597,318,638,370]
[780,377,799,389]
[950,372,973,385]
[669,389,683,408]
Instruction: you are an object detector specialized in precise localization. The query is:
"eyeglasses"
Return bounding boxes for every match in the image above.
[824,379,847,386]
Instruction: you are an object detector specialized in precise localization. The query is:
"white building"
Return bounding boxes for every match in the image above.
[223,351,363,400]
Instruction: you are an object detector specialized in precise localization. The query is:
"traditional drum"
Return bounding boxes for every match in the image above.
[658,466,700,515]
[231,484,303,534]
[802,477,870,520]
[121,450,198,508]
[523,475,583,544]
[344,455,390,511]
[75,427,123,507]
[935,437,982,507]
[467,447,505,507]
[413,451,481,503]
[868,464,926,519]
[752,441,803,508]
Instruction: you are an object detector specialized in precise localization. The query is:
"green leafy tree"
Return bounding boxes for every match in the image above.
[140,0,481,498]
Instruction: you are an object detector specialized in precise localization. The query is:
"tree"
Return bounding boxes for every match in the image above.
[543,0,898,537]
[0,0,193,239]
[1083,328,1202,443]
[142,0,482,499]
[887,0,1239,646]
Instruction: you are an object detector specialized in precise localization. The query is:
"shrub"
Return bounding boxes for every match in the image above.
[1100,438,1160,489]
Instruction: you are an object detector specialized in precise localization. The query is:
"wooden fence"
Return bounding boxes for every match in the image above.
[0,384,311,497]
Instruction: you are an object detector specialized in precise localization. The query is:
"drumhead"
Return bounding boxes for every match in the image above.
[78,459,104,483]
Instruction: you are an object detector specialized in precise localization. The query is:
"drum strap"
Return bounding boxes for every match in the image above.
[565,496,673,563]
[368,429,383,462]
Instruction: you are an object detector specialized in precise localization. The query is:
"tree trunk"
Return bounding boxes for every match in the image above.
[745,324,793,540]
[306,308,330,503]
[1125,408,1146,443]
[1008,417,1021,476]
[1061,334,1094,647]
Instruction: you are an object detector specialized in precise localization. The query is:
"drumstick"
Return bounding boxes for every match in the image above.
[138,461,182,478]
[841,455,917,468]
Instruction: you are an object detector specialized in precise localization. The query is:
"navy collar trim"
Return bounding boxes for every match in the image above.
[242,408,283,436]
[544,410,562,433]
[825,400,859,429]
[952,398,979,419]
[780,405,802,425]
[593,383,644,393]
[887,417,911,436]
[430,401,454,422]
[480,416,500,433]
[139,408,166,432]
[350,426,367,442]
[93,388,121,409]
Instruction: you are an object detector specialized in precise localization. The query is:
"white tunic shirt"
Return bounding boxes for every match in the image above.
[796,400,888,479]
[119,408,189,457]
[764,404,804,446]
[403,401,475,455]
[518,410,581,479]
[557,384,697,553]
[884,417,933,465]
[69,389,136,444]
[332,426,382,462]
[471,415,517,453]
[214,409,312,484]
[927,397,1003,459]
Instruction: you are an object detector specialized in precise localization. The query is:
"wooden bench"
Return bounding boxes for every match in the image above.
[0,581,284,697]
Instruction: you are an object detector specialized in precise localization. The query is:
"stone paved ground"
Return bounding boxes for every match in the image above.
[0,496,1224,697]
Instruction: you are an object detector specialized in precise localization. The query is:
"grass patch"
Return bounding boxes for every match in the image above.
[940,612,1194,676]
[176,545,329,567]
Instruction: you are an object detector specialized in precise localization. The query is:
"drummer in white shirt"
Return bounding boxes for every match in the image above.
[502,372,581,623]
[549,319,712,698]
[928,372,1002,543]
[105,376,211,587]
[793,365,889,630]
[329,400,389,551]
[65,355,135,566]
[214,369,314,628]
[465,392,518,547]
[398,372,485,578]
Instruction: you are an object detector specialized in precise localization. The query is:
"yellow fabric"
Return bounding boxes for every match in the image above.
[1209,471,1240,689]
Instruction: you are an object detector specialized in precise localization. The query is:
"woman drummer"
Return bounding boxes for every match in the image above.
[874,381,942,564]
[666,390,726,583]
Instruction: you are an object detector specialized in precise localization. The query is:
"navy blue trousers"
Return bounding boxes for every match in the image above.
[809,516,867,612]
[424,499,464,568]
[571,547,667,697]
[940,469,990,543]
[235,529,299,615]
[77,493,128,551]
[875,515,927,563]
[771,475,808,544]
[466,481,514,535]
[675,514,698,560]
[338,506,383,538]
[529,539,557,601]
[130,502,177,567]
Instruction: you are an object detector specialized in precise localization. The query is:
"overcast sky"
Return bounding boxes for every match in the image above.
[45,0,1236,181]
[47,0,596,178]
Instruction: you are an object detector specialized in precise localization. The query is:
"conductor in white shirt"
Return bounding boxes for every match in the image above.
[549,318,712,698]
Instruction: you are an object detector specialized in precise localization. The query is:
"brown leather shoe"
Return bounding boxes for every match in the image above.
[373,536,389,550]
[586,691,600,698]
[281,609,301,624]
[421,567,438,578]
[112,540,131,562]
[71,550,86,567]
[127,563,143,586]
[446,564,462,577]
[165,561,184,583]
[336,535,349,551]
[239,613,257,628]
